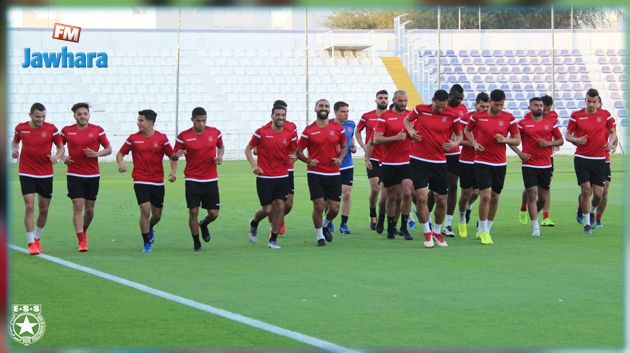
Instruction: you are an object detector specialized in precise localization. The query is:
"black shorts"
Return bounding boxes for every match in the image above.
[474,163,507,194]
[288,170,295,194]
[574,157,606,187]
[366,159,381,181]
[134,183,165,208]
[459,162,477,189]
[307,173,341,202]
[410,159,448,194]
[185,180,220,209]
[605,162,611,182]
[256,177,289,206]
[381,164,412,188]
[522,167,552,190]
[446,154,460,176]
[67,175,100,201]
[340,168,354,186]
[19,176,53,199]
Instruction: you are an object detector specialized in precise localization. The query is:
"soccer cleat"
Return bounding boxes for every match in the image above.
[465,209,472,224]
[148,228,156,244]
[267,241,281,249]
[369,217,377,230]
[322,227,333,242]
[339,223,352,234]
[583,224,592,234]
[326,221,335,234]
[595,220,603,228]
[458,223,468,238]
[28,242,40,255]
[408,217,416,230]
[199,220,211,242]
[34,238,41,253]
[479,232,493,245]
[143,243,152,253]
[376,216,385,234]
[399,228,413,240]
[475,231,481,239]
[519,211,528,225]
[78,238,88,252]
[386,227,396,239]
[433,233,448,247]
[193,242,202,252]
[442,225,455,238]
[423,232,434,248]
[532,228,541,237]
[576,209,583,224]
[541,218,555,227]
[317,239,326,247]
[279,222,286,235]
[248,219,258,243]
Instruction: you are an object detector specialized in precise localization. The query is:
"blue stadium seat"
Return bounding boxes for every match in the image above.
[500,83,510,91]
[609,57,620,65]
[578,66,588,74]
[613,66,623,74]
[609,82,619,91]
[522,66,533,74]
[507,101,517,110]
[533,66,544,74]
[473,57,484,65]
[523,83,534,91]
[535,83,547,92]
[485,75,496,83]
[618,110,627,118]
[518,57,528,65]
[505,50,514,57]
[491,50,501,57]
[509,75,519,83]
[495,58,506,65]
[482,50,492,57]
[511,67,522,74]
[555,101,565,109]
[526,50,537,56]
[466,67,476,74]
[541,57,551,65]
[463,83,472,91]
[568,66,579,74]
[575,57,585,65]
[568,74,580,82]
[561,92,572,100]
[614,101,624,109]
[459,50,469,57]
[574,92,584,100]
[446,49,455,57]
[607,49,616,56]
[606,74,616,82]
[519,101,529,109]
[521,76,532,83]
[462,57,473,65]
[595,49,605,56]
[489,66,500,74]
[470,50,480,57]
[487,83,498,91]
[472,75,482,83]
[513,86,523,94]
[516,50,526,57]
[561,119,570,127]
[566,101,578,110]
[478,67,488,74]
[507,57,517,65]
[454,66,464,74]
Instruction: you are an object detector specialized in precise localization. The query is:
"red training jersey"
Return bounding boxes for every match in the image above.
[406,104,462,163]
[466,110,519,166]
[445,103,467,155]
[298,120,347,175]
[13,121,62,177]
[265,120,297,172]
[517,117,563,168]
[567,108,615,160]
[357,110,384,162]
[374,109,411,165]
[459,111,476,163]
[173,127,223,182]
[249,124,297,178]
[119,130,173,185]
[61,123,110,177]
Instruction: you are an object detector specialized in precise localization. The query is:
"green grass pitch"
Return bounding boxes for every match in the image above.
[8,156,624,351]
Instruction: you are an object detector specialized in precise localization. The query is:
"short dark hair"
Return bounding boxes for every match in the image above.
[138,109,157,123]
[433,89,449,101]
[376,90,388,97]
[586,88,600,98]
[314,99,329,108]
[191,107,207,118]
[273,100,287,108]
[476,92,490,103]
[271,106,286,115]
[449,84,464,94]
[529,97,542,103]
[540,95,553,107]
[334,101,349,112]
[388,103,395,110]
[71,102,90,113]
[490,89,506,102]
[30,103,46,113]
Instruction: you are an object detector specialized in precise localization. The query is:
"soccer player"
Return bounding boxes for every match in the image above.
[297,99,347,247]
[404,90,463,248]
[356,90,388,232]
[116,110,176,252]
[509,97,563,236]
[332,101,356,234]
[566,89,617,234]
[373,90,413,240]
[464,89,521,245]
[61,103,112,252]
[594,96,616,228]
[245,104,297,248]
[518,95,559,226]
[171,107,224,252]
[457,92,489,237]
[12,103,64,255]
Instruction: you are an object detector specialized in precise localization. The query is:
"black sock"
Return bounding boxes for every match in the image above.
[200,218,209,227]
[250,219,259,228]
[142,232,150,245]
[192,234,200,244]
[341,215,348,224]
[270,232,279,242]
[378,212,385,222]
[369,207,377,218]
[401,215,409,230]
[387,217,395,230]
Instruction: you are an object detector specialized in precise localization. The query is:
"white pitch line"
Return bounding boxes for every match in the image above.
[9,245,361,353]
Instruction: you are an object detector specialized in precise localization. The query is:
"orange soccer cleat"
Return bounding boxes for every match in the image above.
[28,242,40,255]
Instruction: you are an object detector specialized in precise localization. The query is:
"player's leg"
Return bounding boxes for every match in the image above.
[267,198,285,249]
[596,180,610,227]
[385,184,401,239]
[22,193,38,254]
[444,163,459,237]
[579,181,593,233]
[71,198,86,250]
[376,182,387,234]
[188,207,202,251]
[519,189,528,225]
[340,184,353,234]
[457,186,472,237]
[526,186,540,236]
[322,175,342,242]
[398,178,414,240]
[200,181,220,235]
[430,163,449,246]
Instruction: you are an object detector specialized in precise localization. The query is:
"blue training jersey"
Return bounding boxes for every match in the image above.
[340,119,356,170]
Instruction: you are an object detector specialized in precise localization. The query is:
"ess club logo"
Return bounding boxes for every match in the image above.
[9,304,47,346]
[22,23,108,69]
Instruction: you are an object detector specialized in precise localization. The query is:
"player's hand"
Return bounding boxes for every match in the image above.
[252,166,263,176]
[552,146,560,153]
[472,142,485,152]
[350,145,356,154]
[47,155,58,164]
[494,134,506,143]
[574,135,588,145]
[214,156,223,165]
[605,142,616,152]
[308,159,319,167]
[252,147,258,156]
[168,172,176,182]
[63,156,74,165]
[84,148,99,158]
[536,140,550,148]
[408,130,422,142]
[365,159,373,170]
[518,152,531,162]
[118,164,127,173]
[11,150,19,159]
[442,140,457,151]
[396,130,407,141]
[289,153,297,164]
[174,149,187,158]
[331,158,341,166]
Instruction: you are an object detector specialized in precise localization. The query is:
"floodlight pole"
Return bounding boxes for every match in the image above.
[551,6,555,100]
[305,7,310,126]
[175,7,182,136]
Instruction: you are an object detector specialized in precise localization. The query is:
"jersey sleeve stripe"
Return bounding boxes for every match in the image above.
[253,132,260,138]
[176,138,183,143]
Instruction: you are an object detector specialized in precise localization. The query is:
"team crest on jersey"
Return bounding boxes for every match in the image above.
[40,131,48,137]
[88,133,94,138]
[282,137,288,145]
[498,121,505,127]
[544,125,550,130]
[596,117,602,123]
[441,116,447,123]
[208,136,214,142]
[153,142,159,148]
[329,130,335,136]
